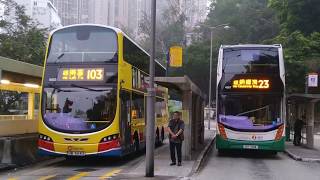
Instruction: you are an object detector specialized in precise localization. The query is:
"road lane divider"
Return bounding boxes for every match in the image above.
[66,172,89,180]
[99,169,122,179]
[38,174,57,180]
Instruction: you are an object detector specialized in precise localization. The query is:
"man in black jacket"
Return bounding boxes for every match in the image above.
[293,116,306,146]
[167,111,185,166]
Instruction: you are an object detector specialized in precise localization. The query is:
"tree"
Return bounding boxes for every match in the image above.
[269,0,320,35]
[177,0,280,98]
[138,0,187,65]
[204,0,280,44]
[268,0,320,92]
[0,0,47,65]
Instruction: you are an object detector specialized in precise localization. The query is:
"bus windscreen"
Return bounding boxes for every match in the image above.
[42,87,117,134]
[47,26,118,63]
[218,94,282,130]
[223,48,279,74]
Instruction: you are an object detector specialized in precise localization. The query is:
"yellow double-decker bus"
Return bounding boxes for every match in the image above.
[38,24,169,157]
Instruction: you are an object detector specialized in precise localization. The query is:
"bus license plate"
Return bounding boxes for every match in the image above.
[243,145,259,149]
[67,151,85,156]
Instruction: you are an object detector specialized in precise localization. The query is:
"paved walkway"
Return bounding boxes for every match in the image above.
[285,142,320,162]
[121,121,216,179]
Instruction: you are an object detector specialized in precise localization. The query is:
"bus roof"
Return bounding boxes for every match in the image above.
[220,44,282,49]
[49,24,166,71]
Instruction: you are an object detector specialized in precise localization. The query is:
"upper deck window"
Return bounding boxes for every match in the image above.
[223,47,279,74]
[47,26,118,63]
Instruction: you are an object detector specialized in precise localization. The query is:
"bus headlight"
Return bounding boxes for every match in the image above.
[39,134,53,142]
[38,134,54,151]
[100,134,119,143]
[275,125,284,141]
[218,123,227,139]
[98,134,120,152]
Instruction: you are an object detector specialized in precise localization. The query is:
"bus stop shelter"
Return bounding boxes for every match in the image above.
[156,76,206,160]
[287,93,320,148]
[0,56,43,165]
[0,56,43,136]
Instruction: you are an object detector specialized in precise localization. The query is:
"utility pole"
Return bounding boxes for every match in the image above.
[207,24,230,130]
[146,0,156,177]
[208,30,213,130]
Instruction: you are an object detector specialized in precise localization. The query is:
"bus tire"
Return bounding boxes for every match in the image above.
[134,133,140,154]
[217,149,225,156]
[156,128,160,146]
[269,151,278,155]
[161,127,165,142]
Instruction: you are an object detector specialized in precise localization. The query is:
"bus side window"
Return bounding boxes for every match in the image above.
[132,93,144,119]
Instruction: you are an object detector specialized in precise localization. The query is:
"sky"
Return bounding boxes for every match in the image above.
[0,3,4,20]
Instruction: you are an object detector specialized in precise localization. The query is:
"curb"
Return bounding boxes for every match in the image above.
[0,157,64,174]
[284,150,320,163]
[189,134,216,176]
[0,164,16,172]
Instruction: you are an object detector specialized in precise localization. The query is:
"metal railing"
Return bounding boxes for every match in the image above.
[0,115,28,121]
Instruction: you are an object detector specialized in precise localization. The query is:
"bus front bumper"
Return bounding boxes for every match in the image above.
[38,139,122,157]
[216,135,285,152]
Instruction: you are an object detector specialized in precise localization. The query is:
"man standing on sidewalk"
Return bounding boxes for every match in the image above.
[293,116,306,146]
[167,111,185,166]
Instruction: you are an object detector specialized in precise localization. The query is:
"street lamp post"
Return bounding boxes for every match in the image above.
[146,0,156,177]
[207,24,230,130]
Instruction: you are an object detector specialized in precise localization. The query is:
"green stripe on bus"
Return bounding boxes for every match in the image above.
[216,135,285,151]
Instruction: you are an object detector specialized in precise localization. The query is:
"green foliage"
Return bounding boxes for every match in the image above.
[205,0,280,43]
[138,0,186,64]
[269,0,320,35]
[269,31,320,92]
[177,0,280,97]
[0,0,47,65]
[184,0,320,94]
[267,0,320,92]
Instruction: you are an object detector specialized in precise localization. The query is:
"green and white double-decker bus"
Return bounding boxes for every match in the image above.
[216,44,286,153]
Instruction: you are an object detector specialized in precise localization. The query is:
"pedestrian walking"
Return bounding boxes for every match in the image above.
[167,111,185,166]
[293,116,306,146]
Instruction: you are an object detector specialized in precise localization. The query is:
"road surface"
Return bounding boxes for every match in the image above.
[195,147,320,180]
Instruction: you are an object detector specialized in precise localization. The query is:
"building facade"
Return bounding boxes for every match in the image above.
[49,0,207,39]
[50,0,88,25]
[14,0,62,29]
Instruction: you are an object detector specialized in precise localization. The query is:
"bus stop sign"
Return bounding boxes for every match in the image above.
[169,46,183,67]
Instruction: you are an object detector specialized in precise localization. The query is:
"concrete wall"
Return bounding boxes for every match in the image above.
[0,134,48,166]
[0,119,38,136]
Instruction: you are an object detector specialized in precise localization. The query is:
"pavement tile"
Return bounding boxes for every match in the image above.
[0,164,16,172]
[285,142,320,162]
[123,122,216,179]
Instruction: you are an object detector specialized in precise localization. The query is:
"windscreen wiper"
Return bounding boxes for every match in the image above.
[49,84,73,92]
[54,53,65,63]
[70,84,109,92]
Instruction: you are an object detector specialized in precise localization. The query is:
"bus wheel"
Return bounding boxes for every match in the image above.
[217,149,225,156]
[156,128,160,146]
[161,127,165,143]
[269,151,278,156]
[134,133,140,154]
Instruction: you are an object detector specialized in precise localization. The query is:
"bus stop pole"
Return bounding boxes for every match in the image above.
[146,0,156,177]
[208,30,213,130]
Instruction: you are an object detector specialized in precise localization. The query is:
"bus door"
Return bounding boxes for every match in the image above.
[120,90,131,152]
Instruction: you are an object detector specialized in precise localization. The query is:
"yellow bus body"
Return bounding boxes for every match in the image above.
[38,26,168,157]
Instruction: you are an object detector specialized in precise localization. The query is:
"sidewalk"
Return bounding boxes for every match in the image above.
[0,164,15,172]
[120,122,216,179]
[285,142,320,162]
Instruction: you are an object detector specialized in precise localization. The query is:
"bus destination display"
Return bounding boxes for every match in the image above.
[232,78,270,89]
[58,68,104,81]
